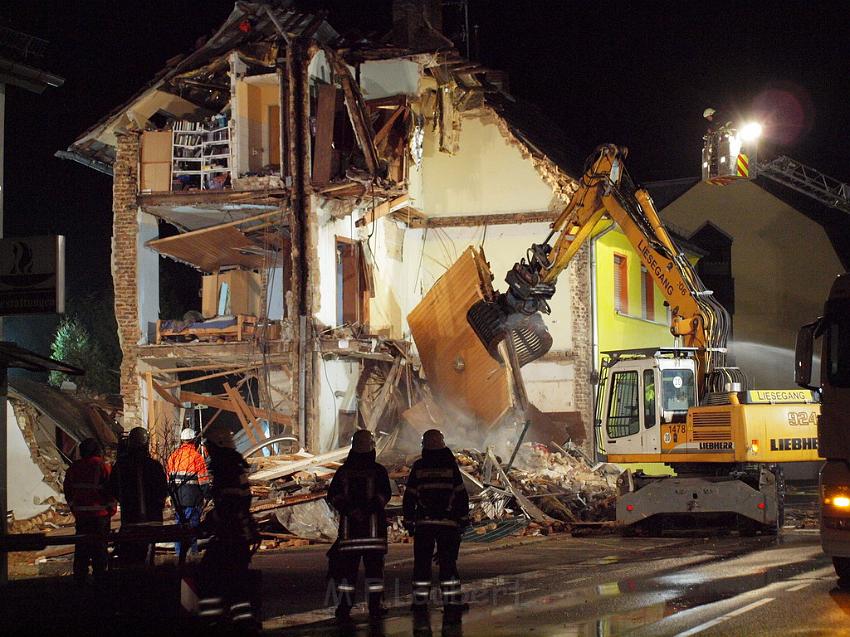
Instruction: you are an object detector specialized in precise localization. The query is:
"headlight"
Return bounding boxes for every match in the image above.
[823,487,850,508]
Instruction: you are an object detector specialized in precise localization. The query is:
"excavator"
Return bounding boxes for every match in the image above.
[468,144,820,532]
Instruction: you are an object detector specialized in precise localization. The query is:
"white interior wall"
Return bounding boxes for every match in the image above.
[359,59,420,100]
[137,210,159,344]
[266,266,284,320]
[7,401,58,520]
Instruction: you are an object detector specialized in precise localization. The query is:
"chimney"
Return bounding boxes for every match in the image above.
[392,0,452,49]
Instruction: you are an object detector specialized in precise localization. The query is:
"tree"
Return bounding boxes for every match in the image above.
[49,317,113,395]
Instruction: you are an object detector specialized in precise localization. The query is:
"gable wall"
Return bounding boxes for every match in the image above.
[661,180,844,388]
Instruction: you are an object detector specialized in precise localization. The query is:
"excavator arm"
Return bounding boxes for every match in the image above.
[468,144,738,395]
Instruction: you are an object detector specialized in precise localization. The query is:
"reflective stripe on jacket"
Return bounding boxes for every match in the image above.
[327,450,391,553]
[63,456,116,519]
[167,443,209,508]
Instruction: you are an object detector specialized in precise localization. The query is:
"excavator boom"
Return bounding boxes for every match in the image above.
[468,144,740,395]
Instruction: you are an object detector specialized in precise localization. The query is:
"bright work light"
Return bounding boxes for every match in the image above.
[739,122,763,142]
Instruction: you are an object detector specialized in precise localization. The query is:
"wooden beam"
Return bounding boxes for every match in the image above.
[147,363,247,375]
[224,383,265,445]
[180,390,293,426]
[250,446,352,482]
[139,189,287,206]
[373,105,406,148]
[407,210,558,229]
[355,195,409,228]
[331,56,379,176]
[148,210,280,242]
[311,84,337,185]
[159,365,261,390]
[150,380,183,407]
[363,357,403,432]
[223,384,258,446]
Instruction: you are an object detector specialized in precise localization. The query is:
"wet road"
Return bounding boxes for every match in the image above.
[263,528,849,636]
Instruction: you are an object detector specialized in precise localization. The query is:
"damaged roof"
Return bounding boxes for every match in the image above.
[484,92,584,183]
[57,1,339,174]
[10,378,122,448]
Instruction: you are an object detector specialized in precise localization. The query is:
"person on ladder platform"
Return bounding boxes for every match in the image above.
[63,438,116,585]
[326,429,392,624]
[403,429,470,623]
[167,427,209,558]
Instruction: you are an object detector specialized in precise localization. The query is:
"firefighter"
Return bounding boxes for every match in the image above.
[326,429,392,623]
[403,429,469,620]
[166,426,209,557]
[63,438,116,584]
[107,426,168,566]
[197,424,259,632]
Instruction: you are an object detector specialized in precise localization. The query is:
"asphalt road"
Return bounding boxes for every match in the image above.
[260,527,847,636]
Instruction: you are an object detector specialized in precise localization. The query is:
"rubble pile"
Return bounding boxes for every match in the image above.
[456,443,618,533]
[247,436,619,545]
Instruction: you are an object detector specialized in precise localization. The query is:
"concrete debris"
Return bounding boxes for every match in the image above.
[247,436,616,545]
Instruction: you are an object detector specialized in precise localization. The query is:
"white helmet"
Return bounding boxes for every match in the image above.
[180,427,196,442]
[703,107,716,119]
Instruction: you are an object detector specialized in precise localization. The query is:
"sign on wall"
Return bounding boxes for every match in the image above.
[0,236,65,315]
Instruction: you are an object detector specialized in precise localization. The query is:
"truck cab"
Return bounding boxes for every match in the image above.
[797,273,850,579]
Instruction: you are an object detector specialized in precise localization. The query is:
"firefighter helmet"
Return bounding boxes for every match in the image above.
[351,429,375,453]
[205,424,235,450]
[79,437,102,458]
[703,107,716,119]
[180,427,196,442]
[422,429,446,451]
[127,427,150,450]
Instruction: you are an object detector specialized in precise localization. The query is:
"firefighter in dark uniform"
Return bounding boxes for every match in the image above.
[107,426,168,566]
[403,429,469,619]
[197,424,259,632]
[327,429,392,622]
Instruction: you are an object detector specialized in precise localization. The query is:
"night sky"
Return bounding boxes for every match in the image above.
[3,0,849,350]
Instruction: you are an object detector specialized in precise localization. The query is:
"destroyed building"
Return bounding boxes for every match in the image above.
[59,1,692,457]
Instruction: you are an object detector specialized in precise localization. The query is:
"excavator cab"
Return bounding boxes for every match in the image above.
[596,349,698,461]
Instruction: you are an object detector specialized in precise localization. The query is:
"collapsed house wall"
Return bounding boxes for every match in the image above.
[6,401,59,520]
[112,132,143,427]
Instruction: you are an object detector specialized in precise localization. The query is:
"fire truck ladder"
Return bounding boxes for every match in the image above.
[757,155,850,214]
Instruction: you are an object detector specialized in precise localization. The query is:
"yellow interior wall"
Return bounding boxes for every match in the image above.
[235,79,280,173]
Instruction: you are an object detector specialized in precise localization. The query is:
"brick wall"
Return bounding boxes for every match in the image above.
[569,242,594,447]
[112,132,141,429]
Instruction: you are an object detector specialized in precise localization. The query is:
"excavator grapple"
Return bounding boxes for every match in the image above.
[466,299,552,367]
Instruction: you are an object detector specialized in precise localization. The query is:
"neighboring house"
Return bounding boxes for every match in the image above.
[58,1,689,454]
[648,176,846,390]
[591,219,704,362]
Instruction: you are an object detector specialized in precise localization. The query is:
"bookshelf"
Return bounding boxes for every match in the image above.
[171,119,232,191]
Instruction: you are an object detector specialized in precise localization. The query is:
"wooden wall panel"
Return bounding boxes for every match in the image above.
[407,247,514,427]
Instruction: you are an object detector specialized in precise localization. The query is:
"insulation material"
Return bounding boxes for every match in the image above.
[407,246,514,427]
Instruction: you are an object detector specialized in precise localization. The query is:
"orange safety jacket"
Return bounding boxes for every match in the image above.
[167,443,210,508]
[63,456,116,519]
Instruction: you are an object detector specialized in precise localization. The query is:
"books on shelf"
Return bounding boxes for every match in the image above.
[171,117,232,191]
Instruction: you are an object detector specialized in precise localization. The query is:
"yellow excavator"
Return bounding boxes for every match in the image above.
[469,144,820,532]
